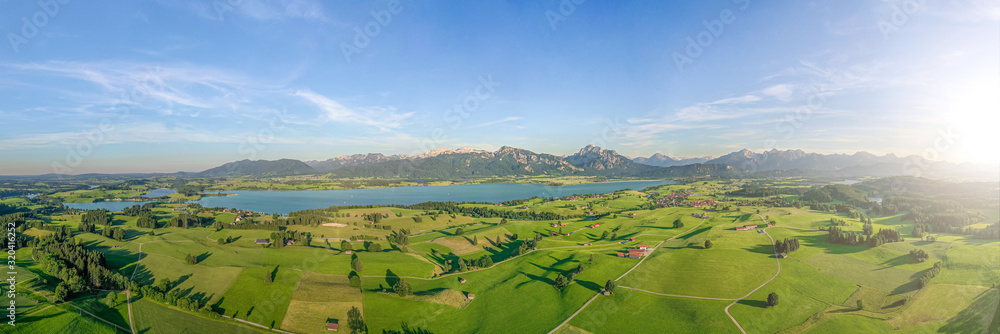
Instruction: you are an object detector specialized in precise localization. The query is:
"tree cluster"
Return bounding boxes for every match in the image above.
[916,262,942,289]
[774,238,800,253]
[908,249,929,262]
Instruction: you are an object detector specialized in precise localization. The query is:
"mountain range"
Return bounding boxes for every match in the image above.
[633,153,712,167]
[3,146,994,181]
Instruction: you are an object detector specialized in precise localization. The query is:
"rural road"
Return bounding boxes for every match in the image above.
[548,217,709,334]
[723,224,781,334]
[617,286,740,301]
[126,239,193,333]
[69,304,132,332]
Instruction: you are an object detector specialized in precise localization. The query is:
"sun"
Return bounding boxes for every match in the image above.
[944,79,1000,164]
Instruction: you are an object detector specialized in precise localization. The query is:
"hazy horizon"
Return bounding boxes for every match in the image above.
[2,1,998,175]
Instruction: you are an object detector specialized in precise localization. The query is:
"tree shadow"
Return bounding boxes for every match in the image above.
[743,243,776,255]
[736,299,768,308]
[130,264,155,285]
[879,255,915,267]
[678,226,711,240]
[938,288,999,333]
[517,272,554,288]
[412,287,448,297]
[575,280,602,292]
[210,296,226,313]
[385,269,400,287]
[270,265,280,281]
[196,251,212,263]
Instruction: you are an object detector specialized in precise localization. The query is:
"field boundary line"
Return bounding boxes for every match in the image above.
[617,286,740,301]
[724,215,782,334]
[548,217,709,333]
[68,304,132,332]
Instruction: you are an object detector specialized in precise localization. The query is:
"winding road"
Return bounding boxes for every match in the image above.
[548,217,710,334]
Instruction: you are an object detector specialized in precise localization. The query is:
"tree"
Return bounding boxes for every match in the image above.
[367,242,382,252]
[472,235,478,245]
[704,240,713,249]
[458,259,468,272]
[348,272,361,287]
[600,231,609,239]
[553,274,570,290]
[265,269,273,284]
[673,219,684,229]
[347,306,367,334]
[604,280,617,294]
[104,291,118,308]
[589,253,595,264]
[352,257,364,272]
[341,240,353,251]
[185,253,196,265]
[767,292,779,307]
[500,218,508,224]
[478,255,494,268]
[394,279,411,297]
[856,299,864,310]
[54,282,70,302]
[575,263,585,274]
[455,227,464,235]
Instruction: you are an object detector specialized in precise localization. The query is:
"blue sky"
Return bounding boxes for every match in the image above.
[1,0,998,174]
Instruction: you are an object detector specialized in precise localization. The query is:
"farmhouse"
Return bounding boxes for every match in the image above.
[255,238,270,244]
[628,237,636,242]
[344,250,353,255]
[618,247,650,259]
[735,224,758,231]
[778,252,788,259]
[459,278,467,283]
[327,321,339,331]
[467,293,475,300]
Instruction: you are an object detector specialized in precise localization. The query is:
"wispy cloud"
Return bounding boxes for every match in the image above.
[469,116,523,129]
[294,90,414,131]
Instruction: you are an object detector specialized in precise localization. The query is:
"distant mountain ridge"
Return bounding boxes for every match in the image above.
[7,146,992,181]
[304,147,491,173]
[704,149,912,171]
[197,159,316,178]
[633,153,711,167]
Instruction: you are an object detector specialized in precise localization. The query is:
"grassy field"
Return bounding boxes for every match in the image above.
[569,288,735,333]
[361,248,636,333]
[619,217,777,299]
[132,299,267,333]
[281,272,364,334]
[214,266,303,328]
[4,304,117,334]
[11,177,1000,333]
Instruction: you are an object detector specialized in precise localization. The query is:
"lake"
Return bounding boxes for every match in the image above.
[64,180,672,214]
[141,188,177,197]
